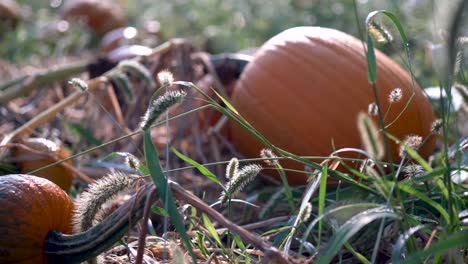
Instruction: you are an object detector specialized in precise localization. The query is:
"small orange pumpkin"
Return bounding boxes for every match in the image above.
[0,0,20,30]
[230,27,436,185]
[15,138,73,191]
[60,0,126,35]
[0,174,74,264]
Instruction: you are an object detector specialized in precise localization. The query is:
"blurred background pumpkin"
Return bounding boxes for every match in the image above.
[14,137,73,191]
[229,27,436,185]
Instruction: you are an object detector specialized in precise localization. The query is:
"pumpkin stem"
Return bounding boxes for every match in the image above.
[45,183,155,264]
[45,180,289,264]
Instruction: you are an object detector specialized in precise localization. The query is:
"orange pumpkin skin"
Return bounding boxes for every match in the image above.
[0,174,74,264]
[15,138,73,191]
[230,27,436,185]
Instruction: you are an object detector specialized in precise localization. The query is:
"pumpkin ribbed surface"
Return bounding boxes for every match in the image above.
[230,27,436,185]
[0,174,74,264]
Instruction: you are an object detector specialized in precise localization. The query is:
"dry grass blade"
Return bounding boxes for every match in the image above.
[169,181,291,264]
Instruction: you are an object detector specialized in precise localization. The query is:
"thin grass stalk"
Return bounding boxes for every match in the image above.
[0,77,107,151]
[135,187,157,264]
[444,0,467,228]
[175,81,379,192]
[438,80,457,228]
[169,181,290,264]
[363,10,426,261]
[25,104,211,175]
[0,40,173,156]
[261,149,295,211]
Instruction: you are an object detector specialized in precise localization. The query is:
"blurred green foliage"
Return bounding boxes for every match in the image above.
[0,0,91,64]
[0,0,466,88]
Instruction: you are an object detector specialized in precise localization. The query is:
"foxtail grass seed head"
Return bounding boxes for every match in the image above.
[125,154,141,170]
[220,164,262,204]
[157,70,174,87]
[226,157,239,179]
[368,21,393,44]
[389,88,402,103]
[403,164,424,178]
[399,134,423,158]
[73,171,135,233]
[357,112,384,160]
[364,163,381,178]
[260,148,279,166]
[431,119,443,135]
[359,159,380,178]
[359,159,375,171]
[298,202,312,224]
[368,102,379,116]
[69,78,88,92]
[140,90,187,130]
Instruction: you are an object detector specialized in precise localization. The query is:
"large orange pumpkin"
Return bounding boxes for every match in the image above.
[0,174,74,264]
[230,27,436,185]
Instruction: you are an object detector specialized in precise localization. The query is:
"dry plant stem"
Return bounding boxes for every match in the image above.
[135,187,157,264]
[1,143,94,184]
[0,62,88,104]
[169,181,290,264]
[0,77,107,152]
[1,40,174,156]
[205,253,217,264]
[192,52,229,99]
[43,181,277,263]
[209,136,224,177]
[22,105,211,176]
[193,122,208,165]
[199,248,263,256]
[216,216,290,234]
[45,179,289,263]
[213,130,239,156]
[106,85,127,130]
[424,229,438,250]
[0,41,173,105]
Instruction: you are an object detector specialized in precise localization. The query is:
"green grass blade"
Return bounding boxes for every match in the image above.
[392,225,428,264]
[402,229,468,264]
[365,33,377,84]
[344,242,371,264]
[364,10,418,131]
[143,130,197,262]
[299,203,382,254]
[63,121,102,146]
[317,206,398,264]
[402,146,432,171]
[202,213,224,249]
[211,86,239,115]
[317,163,328,247]
[171,146,221,185]
[233,233,246,250]
[398,184,450,224]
